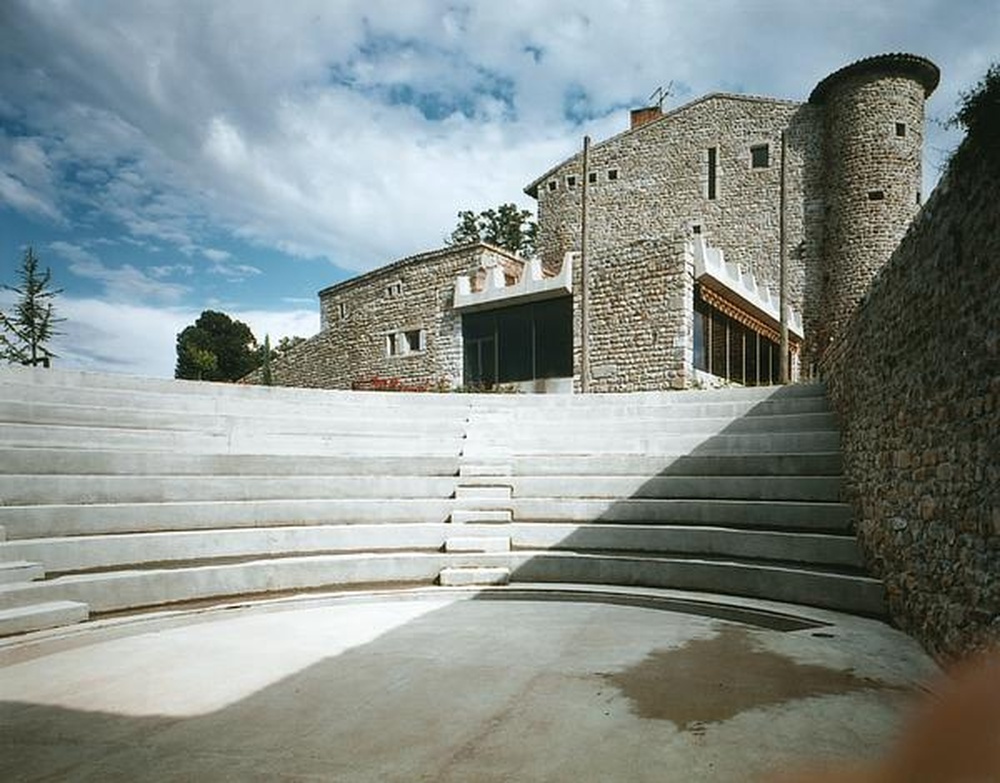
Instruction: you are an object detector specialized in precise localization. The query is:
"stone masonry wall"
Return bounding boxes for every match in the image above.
[823,139,999,659]
[534,94,826,371]
[580,237,692,392]
[253,244,520,389]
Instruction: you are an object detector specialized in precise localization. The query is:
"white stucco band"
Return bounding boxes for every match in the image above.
[453,254,574,313]
[692,236,804,340]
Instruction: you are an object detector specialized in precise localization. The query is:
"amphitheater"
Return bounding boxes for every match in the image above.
[0,367,944,781]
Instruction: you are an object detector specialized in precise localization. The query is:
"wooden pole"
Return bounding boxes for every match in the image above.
[580,135,591,393]
[779,129,789,384]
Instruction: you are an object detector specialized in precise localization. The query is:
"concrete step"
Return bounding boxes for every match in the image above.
[1,524,452,574]
[0,423,463,456]
[510,453,842,477]
[467,412,837,435]
[0,475,459,506]
[507,523,864,570]
[0,552,502,613]
[0,449,460,477]
[510,498,852,532]
[468,431,842,455]
[467,396,831,419]
[0,560,45,583]
[458,462,513,477]
[0,600,89,637]
[0,380,474,419]
[0,499,458,539]
[450,510,512,524]
[502,475,842,502]
[438,566,510,586]
[445,536,511,553]
[504,552,886,617]
[0,400,468,437]
[454,485,512,501]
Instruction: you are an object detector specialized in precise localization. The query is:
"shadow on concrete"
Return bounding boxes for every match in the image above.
[0,590,918,783]
[501,385,882,615]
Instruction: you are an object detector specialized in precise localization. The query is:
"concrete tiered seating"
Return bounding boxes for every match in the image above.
[0,367,883,638]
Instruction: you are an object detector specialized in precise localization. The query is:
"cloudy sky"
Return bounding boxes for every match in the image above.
[1,0,997,377]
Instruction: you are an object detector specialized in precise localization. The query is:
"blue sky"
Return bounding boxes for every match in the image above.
[1,0,997,377]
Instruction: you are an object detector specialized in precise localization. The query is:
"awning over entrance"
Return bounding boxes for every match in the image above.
[692,237,803,340]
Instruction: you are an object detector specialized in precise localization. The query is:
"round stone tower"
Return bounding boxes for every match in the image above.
[810,53,940,348]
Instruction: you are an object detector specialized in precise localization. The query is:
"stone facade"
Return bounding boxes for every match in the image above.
[531,95,822,352]
[579,237,693,392]
[823,138,999,659]
[259,53,939,394]
[253,244,522,389]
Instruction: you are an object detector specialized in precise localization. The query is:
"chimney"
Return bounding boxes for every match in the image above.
[630,106,662,129]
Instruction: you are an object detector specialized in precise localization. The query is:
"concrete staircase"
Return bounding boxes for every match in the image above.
[0,367,883,637]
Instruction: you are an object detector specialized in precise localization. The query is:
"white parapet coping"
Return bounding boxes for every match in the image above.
[692,236,804,340]
[454,254,573,312]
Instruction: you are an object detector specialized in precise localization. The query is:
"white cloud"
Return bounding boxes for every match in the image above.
[6,3,992,271]
[49,241,189,302]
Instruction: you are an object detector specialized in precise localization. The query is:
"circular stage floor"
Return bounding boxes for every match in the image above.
[0,588,937,782]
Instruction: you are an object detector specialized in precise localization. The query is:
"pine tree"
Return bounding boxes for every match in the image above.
[0,247,63,367]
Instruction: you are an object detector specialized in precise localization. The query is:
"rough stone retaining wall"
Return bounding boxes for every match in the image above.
[823,138,999,659]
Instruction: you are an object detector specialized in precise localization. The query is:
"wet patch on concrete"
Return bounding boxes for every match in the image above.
[601,625,904,730]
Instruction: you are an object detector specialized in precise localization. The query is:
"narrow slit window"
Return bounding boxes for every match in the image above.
[338,302,347,320]
[707,147,717,200]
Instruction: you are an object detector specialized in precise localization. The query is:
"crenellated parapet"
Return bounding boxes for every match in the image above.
[453,254,573,312]
[692,236,803,340]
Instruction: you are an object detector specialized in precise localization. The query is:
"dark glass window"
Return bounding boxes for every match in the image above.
[707,147,717,200]
[895,122,907,137]
[750,144,770,168]
[566,175,577,188]
[588,171,598,184]
[608,169,619,181]
[868,190,885,201]
[462,297,572,387]
[693,287,784,386]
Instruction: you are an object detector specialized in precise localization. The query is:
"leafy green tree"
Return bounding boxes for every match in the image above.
[275,335,307,355]
[175,310,260,381]
[447,203,538,257]
[951,62,999,163]
[0,246,63,367]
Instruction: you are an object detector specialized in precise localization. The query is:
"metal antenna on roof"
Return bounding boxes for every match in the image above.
[648,81,673,110]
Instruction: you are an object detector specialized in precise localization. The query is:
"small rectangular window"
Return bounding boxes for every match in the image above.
[868,190,885,201]
[895,122,907,137]
[547,180,557,192]
[707,147,717,200]
[338,302,347,320]
[588,171,598,184]
[750,144,770,168]
[692,224,702,235]
[566,175,577,188]
[404,329,423,352]
[608,169,619,181]
[386,333,399,356]
[386,282,402,297]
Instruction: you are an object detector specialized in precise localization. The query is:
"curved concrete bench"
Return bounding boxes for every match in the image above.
[0,367,882,636]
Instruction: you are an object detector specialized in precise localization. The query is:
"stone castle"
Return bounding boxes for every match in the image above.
[259,53,940,392]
